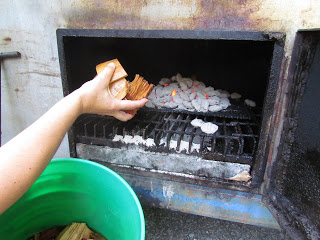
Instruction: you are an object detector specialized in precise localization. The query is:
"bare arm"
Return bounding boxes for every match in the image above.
[0,63,148,214]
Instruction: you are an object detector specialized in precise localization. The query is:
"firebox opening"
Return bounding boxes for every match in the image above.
[65,37,274,108]
[58,30,283,191]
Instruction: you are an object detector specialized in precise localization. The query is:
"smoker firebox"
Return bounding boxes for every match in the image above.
[57,29,320,238]
[57,29,284,192]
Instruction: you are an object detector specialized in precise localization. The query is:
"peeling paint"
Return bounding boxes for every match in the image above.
[162,181,175,203]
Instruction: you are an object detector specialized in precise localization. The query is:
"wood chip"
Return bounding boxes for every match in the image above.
[126,74,155,100]
[228,171,252,182]
[109,78,129,99]
[96,60,154,115]
[96,59,128,83]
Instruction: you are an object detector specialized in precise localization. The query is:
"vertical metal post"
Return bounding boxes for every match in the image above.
[0,52,21,146]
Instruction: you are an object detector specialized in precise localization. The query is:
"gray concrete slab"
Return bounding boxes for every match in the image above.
[143,206,289,240]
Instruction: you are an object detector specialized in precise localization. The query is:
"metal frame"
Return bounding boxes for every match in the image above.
[57,29,285,193]
[265,30,320,239]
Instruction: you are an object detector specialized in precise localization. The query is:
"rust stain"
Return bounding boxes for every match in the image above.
[63,0,275,31]
[193,0,261,31]
[65,0,254,30]
[63,0,320,53]
[66,0,145,29]
[3,37,12,42]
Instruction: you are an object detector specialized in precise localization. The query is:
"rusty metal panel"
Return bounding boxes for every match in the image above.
[119,172,280,229]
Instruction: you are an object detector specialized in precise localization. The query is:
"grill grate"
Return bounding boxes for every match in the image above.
[144,100,256,120]
[75,109,260,165]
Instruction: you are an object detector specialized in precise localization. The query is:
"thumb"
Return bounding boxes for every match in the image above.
[96,62,116,88]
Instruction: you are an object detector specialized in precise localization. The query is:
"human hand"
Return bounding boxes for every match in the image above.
[75,63,148,121]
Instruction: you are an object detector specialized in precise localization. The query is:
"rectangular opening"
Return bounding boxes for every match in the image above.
[64,36,273,107]
[57,29,284,191]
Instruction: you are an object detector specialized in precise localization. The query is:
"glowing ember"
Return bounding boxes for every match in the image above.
[164,84,169,87]
[194,84,199,87]
[205,92,210,99]
[171,89,177,96]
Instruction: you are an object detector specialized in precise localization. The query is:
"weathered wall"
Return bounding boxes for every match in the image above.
[1,0,319,157]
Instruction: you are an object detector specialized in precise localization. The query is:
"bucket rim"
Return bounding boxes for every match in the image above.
[51,158,145,240]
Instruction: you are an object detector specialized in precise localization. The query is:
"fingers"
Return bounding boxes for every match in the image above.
[112,110,136,122]
[96,62,116,87]
[110,98,148,121]
[116,98,148,111]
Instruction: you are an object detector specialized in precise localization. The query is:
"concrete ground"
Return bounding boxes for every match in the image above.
[143,205,289,240]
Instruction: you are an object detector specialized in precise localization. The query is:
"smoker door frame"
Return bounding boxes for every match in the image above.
[264,29,320,240]
[56,29,285,193]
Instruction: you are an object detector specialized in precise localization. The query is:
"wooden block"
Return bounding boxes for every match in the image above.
[109,78,129,99]
[96,59,128,83]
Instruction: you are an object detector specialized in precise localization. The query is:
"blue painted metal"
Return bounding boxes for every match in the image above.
[120,173,280,229]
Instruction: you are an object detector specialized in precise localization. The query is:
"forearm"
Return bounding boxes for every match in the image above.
[0,63,148,214]
[0,90,82,214]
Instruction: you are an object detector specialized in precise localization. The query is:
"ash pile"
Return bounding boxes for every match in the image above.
[146,73,256,113]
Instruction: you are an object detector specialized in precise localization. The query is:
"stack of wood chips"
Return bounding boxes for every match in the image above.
[125,74,155,101]
[28,222,106,240]
[95,59,154,101]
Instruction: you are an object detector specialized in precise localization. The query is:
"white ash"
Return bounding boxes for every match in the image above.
[184,78,193,87]
[145,101,155,108]
[147,73,257,112]
[197,92,206,99]
[204,86,214,92]
[179,81,188,91]
[176,73,183,82]
[209,105,223,112]
[218,89,230,98]
[189,92,197,100]
[191,118,219,135]
[245,99,256,107]
[206,90,221,97]
[183,101,194,110]
[77,143,251,180]
[169,139,177,150]
[172,95,183,104]
[202,100,209,112]
[163,101,178,109]
[208,96,220,105]
[158,137,201,154]
[231,92,242,99]
[191,118,205,128]
[219,98,231,109]
[191,99,201,112]
[159,78,171,86]
[180,92,190,101]
[113,134,155,147]
[219,93,229,98]
[201,122,219,134]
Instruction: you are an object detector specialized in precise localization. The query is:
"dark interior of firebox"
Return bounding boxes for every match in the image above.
[65,37,273,107]
[63,36,275,168]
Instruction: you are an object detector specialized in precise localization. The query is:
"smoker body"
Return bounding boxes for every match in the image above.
[57,29,319,239]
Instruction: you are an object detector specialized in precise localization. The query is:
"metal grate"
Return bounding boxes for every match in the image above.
[75,108,260,165]
[145,100,256,120]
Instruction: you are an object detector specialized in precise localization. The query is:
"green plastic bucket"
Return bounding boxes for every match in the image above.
[0,158,145,240]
